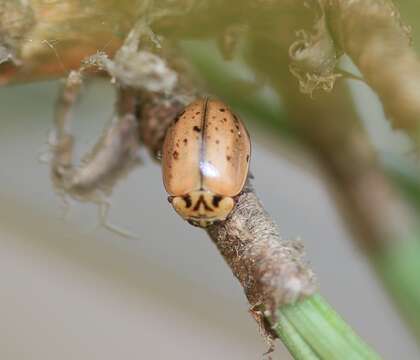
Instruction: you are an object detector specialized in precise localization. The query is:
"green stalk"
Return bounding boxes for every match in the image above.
[383,157,420,213]
[275,309,319,359]
[372,236,420,340]
[379,160,420,338]
[273,294,381,359]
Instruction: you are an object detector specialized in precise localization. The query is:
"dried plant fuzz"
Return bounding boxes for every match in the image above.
[326,0,420,133]
[83,21,178,93]
[50,72,141,202]
[289,8,341,95]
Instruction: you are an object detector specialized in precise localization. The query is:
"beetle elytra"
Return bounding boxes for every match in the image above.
[162,98,251,227]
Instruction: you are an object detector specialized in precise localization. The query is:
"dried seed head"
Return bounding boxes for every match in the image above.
[289,13,341,95]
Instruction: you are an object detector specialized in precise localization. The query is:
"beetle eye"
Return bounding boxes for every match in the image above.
[212,195,223,207]
[167,196,173,203]
[183,194,192,208]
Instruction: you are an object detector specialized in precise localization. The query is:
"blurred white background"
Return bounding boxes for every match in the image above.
[0,79,419,359]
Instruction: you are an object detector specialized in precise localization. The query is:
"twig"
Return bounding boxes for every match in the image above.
[137,89,317,315]
[137,89,379,358]
[206,181,316,317]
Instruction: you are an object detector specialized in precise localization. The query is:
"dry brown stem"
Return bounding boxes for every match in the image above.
[207,182,317,315]
[137,93,186,158]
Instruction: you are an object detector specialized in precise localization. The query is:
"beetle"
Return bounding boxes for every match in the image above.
[162,98,251,227]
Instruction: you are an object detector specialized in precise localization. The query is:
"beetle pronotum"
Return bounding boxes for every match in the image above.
[162,98,251,227]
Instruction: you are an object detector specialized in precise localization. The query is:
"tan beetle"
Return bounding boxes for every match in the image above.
[162,98,251,227]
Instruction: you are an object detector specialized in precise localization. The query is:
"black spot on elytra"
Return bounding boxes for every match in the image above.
[230,129,234,133]
[226,155,231,161]
[183,195,192,208]
[223,118,227,122]
[193,126,201,132]
[219,108,226,112]
[216,140,220,144]
[246,154,250,162]
[215,127,219,131]
[235,124,240,130]
[212,195,222,208]
[173,150,179,160]
[183,138,188,145]
[233,114,238,121]
[195,111,200,115]
[174,110,185,123]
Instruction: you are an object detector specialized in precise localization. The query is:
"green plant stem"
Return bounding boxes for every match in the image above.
[373,236,420,340]
[273,294,381,359]
[380,161,420,337]
[275,310,318,359]
[383,158,420,213]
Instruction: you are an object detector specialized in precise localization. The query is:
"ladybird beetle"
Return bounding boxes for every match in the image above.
[162,98,251,227]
